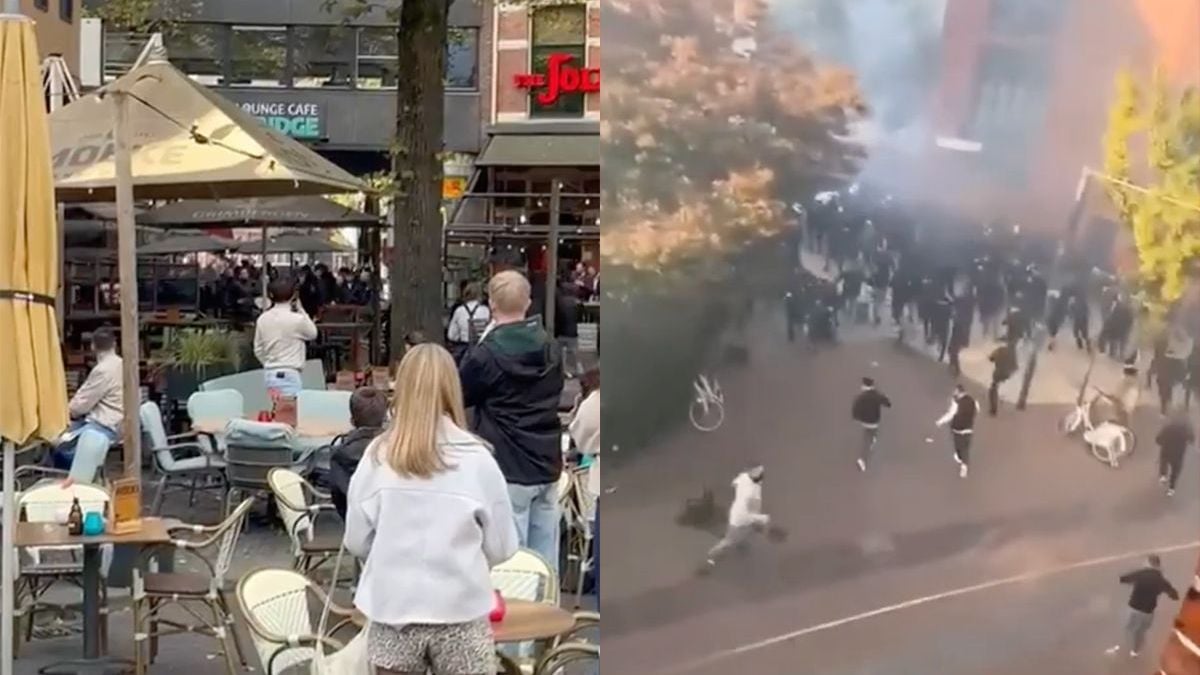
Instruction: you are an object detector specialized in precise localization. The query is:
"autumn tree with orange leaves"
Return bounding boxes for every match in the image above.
[602,0,868,449]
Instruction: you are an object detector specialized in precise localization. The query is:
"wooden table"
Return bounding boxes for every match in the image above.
[16,518,173,674]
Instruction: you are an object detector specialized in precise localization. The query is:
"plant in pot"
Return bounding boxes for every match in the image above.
[152,329,248,407]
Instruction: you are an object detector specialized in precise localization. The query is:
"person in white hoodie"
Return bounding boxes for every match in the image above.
[705,465,770,568]
[569,368,601,595]
[344,343,519,675]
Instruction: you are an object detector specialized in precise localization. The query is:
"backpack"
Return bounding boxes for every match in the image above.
[465,302,489,344]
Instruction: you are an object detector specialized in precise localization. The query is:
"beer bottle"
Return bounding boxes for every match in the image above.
[67,498,83,536]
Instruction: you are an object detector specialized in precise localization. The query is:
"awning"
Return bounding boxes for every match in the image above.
[244,232,354,254]
[140,232,240,256]
[476,133,599,167]
[140,196,381,228]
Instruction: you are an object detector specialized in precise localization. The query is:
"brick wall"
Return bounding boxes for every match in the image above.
[490,1,599,123]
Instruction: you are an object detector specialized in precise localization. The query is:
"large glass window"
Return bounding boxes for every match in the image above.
[59,0,73,22]
[164,23,226,86]
[530,5,587,118]
[356,26,399,89]
[293,26,355,88]
[446,27,479,90]
[230,26,288,87]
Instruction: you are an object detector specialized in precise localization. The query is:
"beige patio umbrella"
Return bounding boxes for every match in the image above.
[50,53,366,202]
[48,46,368,480]
[0,15,69,675]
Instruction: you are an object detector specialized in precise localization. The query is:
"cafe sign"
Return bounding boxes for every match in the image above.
[238,101,326,140]
[514,53,599,106]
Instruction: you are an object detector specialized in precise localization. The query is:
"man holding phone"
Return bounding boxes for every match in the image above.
[254,277,318,398]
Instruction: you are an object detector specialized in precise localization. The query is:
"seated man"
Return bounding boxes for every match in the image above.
[54,329,123,478]
[328,387,389,520]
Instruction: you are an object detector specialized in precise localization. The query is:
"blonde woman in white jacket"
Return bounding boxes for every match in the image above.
[344,344,519,675]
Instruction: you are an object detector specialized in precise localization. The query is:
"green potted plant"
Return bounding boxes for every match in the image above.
[152,329,248,405]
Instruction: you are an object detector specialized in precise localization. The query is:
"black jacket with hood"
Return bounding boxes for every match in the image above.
[460,316,565,485]
[328,426,384,520]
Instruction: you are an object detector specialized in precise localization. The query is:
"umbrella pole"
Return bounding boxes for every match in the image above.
[261,225,268,302]
[2,439,15,675]
[111,90,142,477]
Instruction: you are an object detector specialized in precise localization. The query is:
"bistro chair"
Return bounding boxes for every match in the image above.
[533,643,600,675]
[223,420,305,520]
[236,567,359,675]
[186,389,245,453]
[140,401,226,516]
[131,498,255,675]
[14,482,111,656]
[266,468,341,577]
[558,466,595,608]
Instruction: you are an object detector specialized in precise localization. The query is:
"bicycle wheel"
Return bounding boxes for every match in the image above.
[1121,428,1136,457]
[689,399,725,432]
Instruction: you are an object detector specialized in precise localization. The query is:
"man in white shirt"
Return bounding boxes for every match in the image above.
[447,281,490,361]
[254,278,318,399]
[53,329,124,472]
[705,465,770,568]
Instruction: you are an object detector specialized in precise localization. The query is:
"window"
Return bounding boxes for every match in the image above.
[59,0,72,22]
[293,26,355,88]
[963,44,1050,184]
[230,26,288,87]
[164,23,226,86]
[445,27,479,90]
[33,0,47,10]
[530,5,587,117]
[356,26,399,89]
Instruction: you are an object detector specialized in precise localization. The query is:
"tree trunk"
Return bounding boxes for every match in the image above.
[390,0,448,360]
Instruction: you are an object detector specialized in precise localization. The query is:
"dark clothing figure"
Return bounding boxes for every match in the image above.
[839,268,865,318]
[931,294,953,362]
[1156,419,1194,493]
[1156,355,1185,416]
[328,426,384,519]
[807,302,837,345]
[785,291,803,343]
[1045,292,1068,348]
[851,384,892,469]
[987,343,1018,416]
[1003,307,1029,346]
[1069,294,1091,351]
[1111,565,1178,656]
[459,317,565,486]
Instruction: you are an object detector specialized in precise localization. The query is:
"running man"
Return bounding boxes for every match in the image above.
[1106,554,1178,658]
[851,377,892,471]
[705,465,770,569]
[935,384,979,478]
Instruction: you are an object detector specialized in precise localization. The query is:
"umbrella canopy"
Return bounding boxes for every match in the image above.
[0,17,70,675]
[49,53,368,202]
[248,232,354,254]
[140,196,381,228]
[140,232,240,256]
[0,16,68,445]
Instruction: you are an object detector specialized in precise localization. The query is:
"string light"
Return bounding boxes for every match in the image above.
[519,214,528,224]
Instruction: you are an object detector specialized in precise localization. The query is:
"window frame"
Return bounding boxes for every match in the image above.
[290,24,356,89]
[33,0,47,11]
[527,5,588,118]
[445,26,480,91]
[59,0,73,22]
[228,25,290,88]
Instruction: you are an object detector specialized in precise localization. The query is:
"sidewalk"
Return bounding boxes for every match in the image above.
[797,248,1138,408]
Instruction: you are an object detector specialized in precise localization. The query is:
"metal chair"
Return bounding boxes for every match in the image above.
[223,419,304,519]
[236,568,358,675]
[14,481,112,656]
[140,401,226,515]
[130,499,255,675]
[186,389,245,453]
[265,468,341,577]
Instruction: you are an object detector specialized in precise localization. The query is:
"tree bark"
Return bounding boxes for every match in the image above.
[390,0,448,360]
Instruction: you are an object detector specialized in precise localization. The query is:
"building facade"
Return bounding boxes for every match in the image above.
[90,0,486,178]
[20,0,80,75]
[909,0,1200,235]
[450,0,600,285]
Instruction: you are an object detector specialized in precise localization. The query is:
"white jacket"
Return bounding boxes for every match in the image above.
[345,417,518,626]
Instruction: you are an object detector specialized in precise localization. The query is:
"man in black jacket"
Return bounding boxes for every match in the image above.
[986,340,1017,416]
[555,278,581,378]
[461,270,565,572]
[328,387,388,519]
[1106,554,1179,657]
[851,377,892,471]
[1156,410,1194,497]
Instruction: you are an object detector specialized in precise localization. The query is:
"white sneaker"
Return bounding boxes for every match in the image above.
[1130,650,1139,657]
[856,458,867,472]
[952,453,962,465]
[1160,475,1168,484]
[1105,645,1121,656]
[959,463,968,478]
[1167,489,1175,497]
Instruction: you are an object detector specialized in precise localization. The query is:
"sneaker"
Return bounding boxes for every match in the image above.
[1160,475,1169,484]
[1167,489,1175,497]
[1105,646,1121,656]
[959,463,969,478]
[856,458,867,472]
[1130,651,1139,657]
[952,453,962,465]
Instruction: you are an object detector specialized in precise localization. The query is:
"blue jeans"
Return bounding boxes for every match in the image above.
[264,368,303,398]
[507,482,561,576]
[53,419,118,482]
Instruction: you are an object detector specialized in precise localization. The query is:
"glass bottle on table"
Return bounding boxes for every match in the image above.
[67,497,83,536]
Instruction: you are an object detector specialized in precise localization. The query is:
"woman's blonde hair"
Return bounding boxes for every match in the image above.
[377,343,468,478]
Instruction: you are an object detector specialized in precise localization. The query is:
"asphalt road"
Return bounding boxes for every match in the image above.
[603,308,1198,674]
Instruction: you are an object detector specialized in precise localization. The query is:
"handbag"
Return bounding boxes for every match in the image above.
[310,543,371,675]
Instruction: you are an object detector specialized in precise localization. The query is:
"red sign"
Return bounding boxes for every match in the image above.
[514,53,599,106]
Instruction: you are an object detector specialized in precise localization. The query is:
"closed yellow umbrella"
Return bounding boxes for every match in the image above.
[0,15,68,674]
